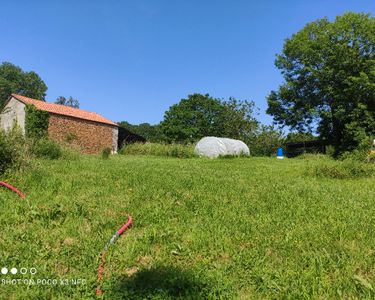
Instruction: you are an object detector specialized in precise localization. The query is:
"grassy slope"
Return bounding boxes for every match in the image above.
[0,156,374,299]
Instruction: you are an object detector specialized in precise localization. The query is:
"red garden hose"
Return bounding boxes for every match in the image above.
[0,181,26,200]
[1,180,133,296]
[96,215,133,296]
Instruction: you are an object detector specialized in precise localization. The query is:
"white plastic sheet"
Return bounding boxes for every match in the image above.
[195,136,250,158]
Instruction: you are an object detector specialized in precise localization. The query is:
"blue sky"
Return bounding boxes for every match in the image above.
[1,1,374,125]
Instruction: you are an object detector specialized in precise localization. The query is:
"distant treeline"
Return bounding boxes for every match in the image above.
[118,94,319,157]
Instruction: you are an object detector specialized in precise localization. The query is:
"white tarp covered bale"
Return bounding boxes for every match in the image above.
[195,136,250,158]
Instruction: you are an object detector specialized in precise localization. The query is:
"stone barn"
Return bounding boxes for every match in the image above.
[0,94,118,154]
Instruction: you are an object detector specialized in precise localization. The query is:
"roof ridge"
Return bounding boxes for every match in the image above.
[12,93,101,115]
[11,94,117,126]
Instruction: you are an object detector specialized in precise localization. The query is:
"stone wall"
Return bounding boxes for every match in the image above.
[112,127,119,153]
[48,113,117,154]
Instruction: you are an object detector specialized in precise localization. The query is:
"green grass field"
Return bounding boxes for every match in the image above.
[0,155,374,299]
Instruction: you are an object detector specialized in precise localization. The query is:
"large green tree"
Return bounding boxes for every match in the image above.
[221,97,259,141]
[0,62,47,107]
[267,12,375,155]
[161,93,257,143]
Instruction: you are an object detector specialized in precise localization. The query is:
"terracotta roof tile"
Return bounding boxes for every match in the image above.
[11,94,117,126]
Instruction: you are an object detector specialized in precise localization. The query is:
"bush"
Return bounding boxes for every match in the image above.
[29,138,62,160]
[0,126,27,174]
[339,148,372,163]
[0,137,11,173]
[0,125,80,175]
[246,125,284,157]
[119,143,196,158]
[60,146,81,160]
[64,132,78,144]
[101,147,111,159]
[325,145,335,157]
[367,152,375,164]
[309,158,375,179]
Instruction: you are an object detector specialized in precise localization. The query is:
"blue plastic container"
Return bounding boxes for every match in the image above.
[277,147,284,159]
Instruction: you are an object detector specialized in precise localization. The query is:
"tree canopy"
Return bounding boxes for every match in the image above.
[267,12,375,155]
[160,93,258,143]
[0,62,47,107]
[55,96,80,108]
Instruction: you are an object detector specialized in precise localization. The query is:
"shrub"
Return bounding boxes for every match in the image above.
[29,138,62,160]
[101,147,111,159]
[119,143,196,158]
[60,146,81,160]
[0,132,12,173]
[367,152,375,164]
[0,126,27,174]
[64,132,78,144]
[246,125,284,157]
[339,148,371,163]
[325,145,335,157]
[310,158,375,179]
[0,125,80,174]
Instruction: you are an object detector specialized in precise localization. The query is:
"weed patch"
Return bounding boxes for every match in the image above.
[101,147,111,159]
[308,158,374,179]
[29,138,62,160]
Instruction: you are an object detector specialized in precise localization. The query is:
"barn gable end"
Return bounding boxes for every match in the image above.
[0,97,26,133]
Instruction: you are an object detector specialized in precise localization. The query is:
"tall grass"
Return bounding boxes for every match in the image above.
[0,126,28,174]
[305,154,375,179]
[0,127,80,174]
[101,147,111,159]
[28,138,63,160]
[119,143,196,158]
[1,156,375,299]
